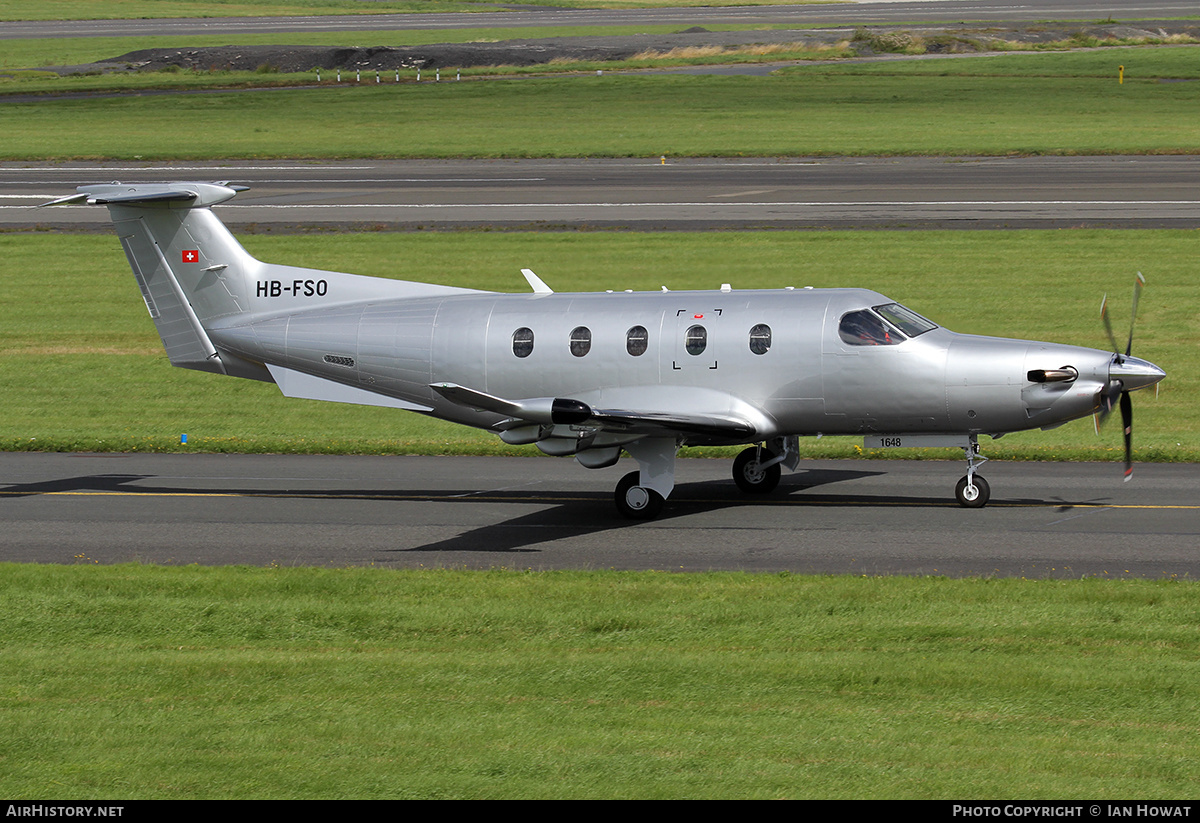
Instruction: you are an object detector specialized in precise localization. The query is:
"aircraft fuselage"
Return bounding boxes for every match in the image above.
[209,286,1131,444]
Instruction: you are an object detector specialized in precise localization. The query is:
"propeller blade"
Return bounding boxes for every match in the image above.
[1096,376,1122,429]
[1100,293,1120,354]
[1125,272,1144,357]
[1098,275,1159,481]
[1120,390,1133,482]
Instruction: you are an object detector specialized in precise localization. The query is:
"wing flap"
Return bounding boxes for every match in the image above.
[588,408,756,439]
[431,382,757,440]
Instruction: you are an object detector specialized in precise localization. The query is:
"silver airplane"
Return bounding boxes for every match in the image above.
[43,182,1166,519]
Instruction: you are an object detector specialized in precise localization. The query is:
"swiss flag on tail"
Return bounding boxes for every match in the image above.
[182,250,199,263]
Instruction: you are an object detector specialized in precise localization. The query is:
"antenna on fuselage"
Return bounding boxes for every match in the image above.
[521,268,553,294]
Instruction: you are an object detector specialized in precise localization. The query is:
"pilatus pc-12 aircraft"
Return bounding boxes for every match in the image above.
[44,182,1165,519]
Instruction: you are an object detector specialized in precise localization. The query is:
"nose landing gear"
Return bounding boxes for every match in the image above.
[955,437,990,508]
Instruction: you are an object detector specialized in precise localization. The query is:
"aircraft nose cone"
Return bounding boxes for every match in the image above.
[1110,355,1166,392]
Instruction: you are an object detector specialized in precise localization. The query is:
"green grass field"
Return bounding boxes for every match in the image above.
[2,0,831,21]
[1,229,1194,462]
[2,564,1197,799]
[4,48,1200,158]
[3,0,473,21]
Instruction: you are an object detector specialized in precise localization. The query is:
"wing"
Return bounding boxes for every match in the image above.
[430,382,759,443]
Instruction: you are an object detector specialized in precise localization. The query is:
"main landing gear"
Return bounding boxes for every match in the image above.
[733,445,782,494]
[615,470,664,520]
[612,438,797,520]
[613,436,677,520]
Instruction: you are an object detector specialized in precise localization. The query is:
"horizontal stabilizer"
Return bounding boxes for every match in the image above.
[37,193,90,208]
[40,182,247,209]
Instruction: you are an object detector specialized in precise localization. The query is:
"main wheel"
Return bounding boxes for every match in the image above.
[954,474,991,508]
[615,471,664,520]
[733,447,781,494]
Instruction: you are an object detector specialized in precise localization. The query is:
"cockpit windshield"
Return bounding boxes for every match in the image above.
[838,303,938,347]
[873,303,938,337]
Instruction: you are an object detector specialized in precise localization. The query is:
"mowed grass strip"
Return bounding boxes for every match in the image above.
[0,229,1194,461]
[0,0,494,22]
[1,564,1197,799]
[3,47,1199,159]
[0,0,829,21]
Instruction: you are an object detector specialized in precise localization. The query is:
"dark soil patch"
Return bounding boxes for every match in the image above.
[42,21,1200,75]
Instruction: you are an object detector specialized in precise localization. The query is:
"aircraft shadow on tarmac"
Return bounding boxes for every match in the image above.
[0,469,1102,555]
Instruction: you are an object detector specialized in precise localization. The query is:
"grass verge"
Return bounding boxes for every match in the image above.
[4,47,1199,158]
[1,564,1197,799]
[2,0,837,22]
[0,0,531,22]
[0,229,1193,462]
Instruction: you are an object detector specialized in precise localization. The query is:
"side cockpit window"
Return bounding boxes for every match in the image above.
[839,310,901,346]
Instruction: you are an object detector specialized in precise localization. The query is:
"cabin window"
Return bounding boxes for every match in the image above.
[512,327,534,358]
[569,326,591,357]
[685,325,707,356]
[626,325,648,357]
[749,324,771,355]
[838,310,902,346]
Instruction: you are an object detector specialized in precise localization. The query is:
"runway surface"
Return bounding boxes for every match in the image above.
[4,2,1193,40]
[2,452,1197,577]
[8,156,1200,230]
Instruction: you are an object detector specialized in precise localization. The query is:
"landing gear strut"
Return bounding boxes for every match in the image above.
[955,437,990,508]
[613,437,678,520]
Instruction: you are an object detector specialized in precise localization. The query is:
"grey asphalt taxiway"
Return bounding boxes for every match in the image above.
[3,453,1197,577]
[8,156,1200,230]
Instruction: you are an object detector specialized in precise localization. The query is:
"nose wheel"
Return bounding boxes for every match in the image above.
[955,437,990,508]
[954,474,990,508]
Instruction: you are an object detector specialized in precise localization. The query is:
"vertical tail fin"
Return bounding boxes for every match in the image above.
[43,182,490,383]
[47,183,256,375]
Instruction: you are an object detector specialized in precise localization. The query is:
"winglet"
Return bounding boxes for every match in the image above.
[521,268,553,294]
